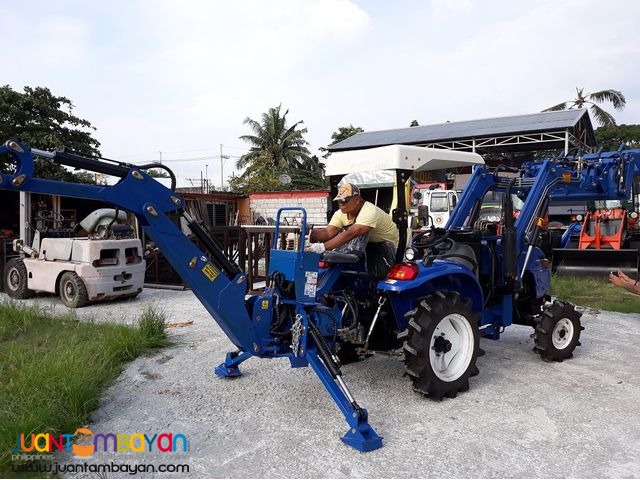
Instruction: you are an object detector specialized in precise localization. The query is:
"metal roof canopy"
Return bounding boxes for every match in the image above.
[328,109,596,154]
[325,144,484,177]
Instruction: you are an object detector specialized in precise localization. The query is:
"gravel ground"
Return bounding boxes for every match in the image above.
[3,288,640,478]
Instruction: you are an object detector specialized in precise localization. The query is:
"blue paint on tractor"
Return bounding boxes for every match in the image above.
[2,139,638,452]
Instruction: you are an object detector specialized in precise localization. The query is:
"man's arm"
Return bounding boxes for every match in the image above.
[310,225,340,242]
[609,271,640,296]
[324,224,371,251]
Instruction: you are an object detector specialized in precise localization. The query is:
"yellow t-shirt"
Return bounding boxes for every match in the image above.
[329,201,399,248]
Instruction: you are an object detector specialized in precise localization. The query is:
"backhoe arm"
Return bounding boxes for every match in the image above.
[0,140,254,349]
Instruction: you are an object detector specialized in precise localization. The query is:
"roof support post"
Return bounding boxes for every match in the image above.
[19,191,31,246]
[564,130,569,155]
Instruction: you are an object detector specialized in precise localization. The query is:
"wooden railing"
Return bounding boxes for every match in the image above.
[144,225,302,291]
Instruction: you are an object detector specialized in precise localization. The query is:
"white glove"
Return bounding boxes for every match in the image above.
[305,242,326,254]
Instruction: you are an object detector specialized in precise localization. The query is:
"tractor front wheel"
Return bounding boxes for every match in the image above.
[3,258,34,299]
[400,291,480,400]
[534,300,582,361]
[59,272,89,308]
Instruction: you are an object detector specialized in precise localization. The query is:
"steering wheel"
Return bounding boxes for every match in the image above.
[36,210,64,223]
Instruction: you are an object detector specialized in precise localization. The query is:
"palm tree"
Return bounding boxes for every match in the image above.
[237,105,312,172]
[543,88,626,127]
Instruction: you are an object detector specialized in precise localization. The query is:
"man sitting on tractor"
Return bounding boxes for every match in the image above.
[306,183,399,277]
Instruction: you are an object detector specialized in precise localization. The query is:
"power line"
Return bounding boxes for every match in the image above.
[113,145,247,160]
[134,154,242,164]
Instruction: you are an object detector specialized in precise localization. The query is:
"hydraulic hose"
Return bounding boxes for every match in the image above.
[502,179,517,288]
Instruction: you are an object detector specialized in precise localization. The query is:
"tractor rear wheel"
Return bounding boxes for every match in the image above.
[534,300,582,362]
[400,291,480,400]
[3,258,34,299]
[59,272,89,308]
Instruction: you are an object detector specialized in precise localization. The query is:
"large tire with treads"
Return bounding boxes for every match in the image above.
[3,258,34,299]
[399,291,480,400]
[534,300,582,362]
[59,271,89,308]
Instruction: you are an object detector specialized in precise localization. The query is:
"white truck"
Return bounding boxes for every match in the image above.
[3,208,145,307]
[411,183,459,228]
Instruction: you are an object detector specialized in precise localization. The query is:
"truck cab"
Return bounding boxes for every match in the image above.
[411,184,458,228]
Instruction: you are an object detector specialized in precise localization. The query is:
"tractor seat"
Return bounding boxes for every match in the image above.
[321,250,364,264]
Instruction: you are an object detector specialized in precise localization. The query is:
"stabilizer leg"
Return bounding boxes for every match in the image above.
[214,350,252,378]
[306,325,382,452]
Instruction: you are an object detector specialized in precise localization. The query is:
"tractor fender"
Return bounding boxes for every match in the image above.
[377,261,483,331]
[519,247,551,298]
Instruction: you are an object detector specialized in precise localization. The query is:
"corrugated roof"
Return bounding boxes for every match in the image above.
[328,109,592,151]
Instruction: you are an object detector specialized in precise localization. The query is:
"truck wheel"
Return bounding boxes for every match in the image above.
[59,272,89,308]
[3,258,34,299]
[401,291,480,400]
[534,300,583,362]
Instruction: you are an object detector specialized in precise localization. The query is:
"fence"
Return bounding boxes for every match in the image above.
[144,225,302,291]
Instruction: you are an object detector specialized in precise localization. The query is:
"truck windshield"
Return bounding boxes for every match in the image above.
[430,193,449,212]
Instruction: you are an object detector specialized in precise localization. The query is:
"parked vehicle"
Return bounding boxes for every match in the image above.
[2,139,638,452]
[4,207,144,307]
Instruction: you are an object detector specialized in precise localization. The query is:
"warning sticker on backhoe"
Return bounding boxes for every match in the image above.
[202,263,219,281]
[304,271,318,297]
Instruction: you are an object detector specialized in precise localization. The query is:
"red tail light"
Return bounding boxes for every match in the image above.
[387,263,419,280]
[318,261,330,269]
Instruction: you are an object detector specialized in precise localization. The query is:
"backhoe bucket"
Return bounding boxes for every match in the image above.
[552,248,640,277]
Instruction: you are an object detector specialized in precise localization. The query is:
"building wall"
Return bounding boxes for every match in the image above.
[248,190,329,226]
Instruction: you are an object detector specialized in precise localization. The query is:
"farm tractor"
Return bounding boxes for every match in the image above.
[552,199,640,276]
[4,206,145,307]
[1,140,638,452]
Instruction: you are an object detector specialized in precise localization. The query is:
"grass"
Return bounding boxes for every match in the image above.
[0,303,168,477]
[550,275,640,313]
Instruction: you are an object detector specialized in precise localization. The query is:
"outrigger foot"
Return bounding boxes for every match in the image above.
[341,421,383,452]
[214,350,252,378]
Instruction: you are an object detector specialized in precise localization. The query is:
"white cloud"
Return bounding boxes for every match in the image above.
[430,0,475,19]
[1,0,639,187]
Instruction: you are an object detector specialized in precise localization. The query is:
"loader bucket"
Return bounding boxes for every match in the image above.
[552,248,640,277]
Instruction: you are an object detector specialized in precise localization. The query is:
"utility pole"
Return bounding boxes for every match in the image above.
[158,151,163,164]
[205,164,209,193]
[220,144,229,190]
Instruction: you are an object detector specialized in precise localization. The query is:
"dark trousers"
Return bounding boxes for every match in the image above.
[366,241,396,278]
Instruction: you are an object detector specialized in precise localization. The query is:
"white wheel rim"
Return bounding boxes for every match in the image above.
[552,318,574,350]
[63,280,75,301]
[429,313,474,381]
[7,267,20,291]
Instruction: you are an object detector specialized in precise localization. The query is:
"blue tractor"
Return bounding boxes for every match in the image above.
[2,140,638,452]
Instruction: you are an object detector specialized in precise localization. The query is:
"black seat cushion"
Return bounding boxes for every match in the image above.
[321,250,364,264]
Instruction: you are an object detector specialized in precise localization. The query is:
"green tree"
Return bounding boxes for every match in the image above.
[0,85,100,182]
[229,151,327,194]
[329,125,364,145]
[543,87,626,127]
[145,168,170,178]
[595,124,640,150]
[237,105,311,171]
[228,151,282,194]
[234,105,323,192]
[320,125,364,158]
[288,155,327,190]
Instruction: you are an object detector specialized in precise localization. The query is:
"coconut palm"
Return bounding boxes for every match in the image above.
[237,105,312,172]
[543,88,626,127]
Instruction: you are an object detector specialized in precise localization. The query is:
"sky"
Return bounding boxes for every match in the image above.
[3,0,640,188]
